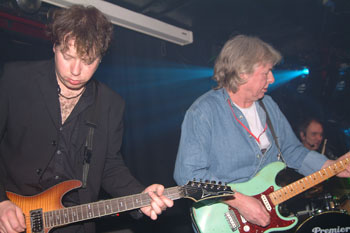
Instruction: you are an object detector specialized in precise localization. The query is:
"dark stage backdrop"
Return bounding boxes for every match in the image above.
[93,28,215,233]
[1,24,349,233]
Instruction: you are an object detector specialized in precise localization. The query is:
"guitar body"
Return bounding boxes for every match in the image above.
[192,162,298,233]
[6,180,82,233]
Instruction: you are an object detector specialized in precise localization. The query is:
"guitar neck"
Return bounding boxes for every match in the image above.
[270,155,350,206]
[44,186,183,228]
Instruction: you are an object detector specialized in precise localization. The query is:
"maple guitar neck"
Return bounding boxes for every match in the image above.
[270,155,350,206]
[44,186,183,228]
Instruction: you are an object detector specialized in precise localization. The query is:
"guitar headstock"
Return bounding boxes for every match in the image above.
[182,180,234,202]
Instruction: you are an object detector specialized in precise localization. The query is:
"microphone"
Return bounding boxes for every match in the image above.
[306,141,315,148]
[304,140,317,150]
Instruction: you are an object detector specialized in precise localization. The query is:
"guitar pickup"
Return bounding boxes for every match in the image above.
[224,209,239,232]
[30,209,44,233]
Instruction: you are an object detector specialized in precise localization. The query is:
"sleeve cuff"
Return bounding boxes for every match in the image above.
[298,150,329,176]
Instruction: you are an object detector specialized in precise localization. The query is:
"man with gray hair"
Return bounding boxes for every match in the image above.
[174,35,350,230]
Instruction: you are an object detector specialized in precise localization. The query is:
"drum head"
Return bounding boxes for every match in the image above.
[296,211,350,232]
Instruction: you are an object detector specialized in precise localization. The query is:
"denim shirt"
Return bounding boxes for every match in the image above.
[173,88,328,186]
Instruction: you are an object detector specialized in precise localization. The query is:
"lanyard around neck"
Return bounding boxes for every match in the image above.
[227,99,267,144]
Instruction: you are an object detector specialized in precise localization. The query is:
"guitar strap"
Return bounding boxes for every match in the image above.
[82,80,100,188]
[258,99,286,163]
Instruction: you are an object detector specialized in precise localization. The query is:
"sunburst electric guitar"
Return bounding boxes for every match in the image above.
[192,152,350,233]
[7,180,234,233]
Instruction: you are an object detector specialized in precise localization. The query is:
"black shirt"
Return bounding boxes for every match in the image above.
[40,81,95,207]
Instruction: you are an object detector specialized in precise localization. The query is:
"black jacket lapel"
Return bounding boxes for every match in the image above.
[36,59,61,130]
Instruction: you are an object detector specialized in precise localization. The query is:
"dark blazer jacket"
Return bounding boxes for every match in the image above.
[0,59,144,232]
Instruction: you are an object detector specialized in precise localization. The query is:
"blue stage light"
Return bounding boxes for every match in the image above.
[302,67,309,75]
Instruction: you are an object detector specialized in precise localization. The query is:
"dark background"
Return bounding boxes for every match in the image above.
[1,0,350,232]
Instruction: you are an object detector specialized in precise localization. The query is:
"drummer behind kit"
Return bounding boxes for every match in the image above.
[278,138,350,233]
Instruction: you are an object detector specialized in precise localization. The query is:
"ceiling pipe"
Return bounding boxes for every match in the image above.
[41,0,193,46]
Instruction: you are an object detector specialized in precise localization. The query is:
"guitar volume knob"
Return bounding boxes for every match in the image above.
[243,225,250,232]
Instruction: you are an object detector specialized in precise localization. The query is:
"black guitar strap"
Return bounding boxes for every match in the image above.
[82,80,100,188]
[258,99,286,163]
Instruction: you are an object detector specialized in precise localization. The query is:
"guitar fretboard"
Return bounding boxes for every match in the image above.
[44,186,183,228]
[270,154,349,205]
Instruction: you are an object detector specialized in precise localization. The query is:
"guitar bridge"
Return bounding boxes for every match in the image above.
[224,209,239,232]
[30,209,44,233]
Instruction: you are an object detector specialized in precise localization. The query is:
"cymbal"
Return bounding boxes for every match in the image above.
[305,184,324,198]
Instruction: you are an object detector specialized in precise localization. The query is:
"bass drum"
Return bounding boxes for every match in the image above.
[296,211,350,232]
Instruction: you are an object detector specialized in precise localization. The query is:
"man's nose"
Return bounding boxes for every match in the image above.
[268,71,275,84]
[71,60,82,76]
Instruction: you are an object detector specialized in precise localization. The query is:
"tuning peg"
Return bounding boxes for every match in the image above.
[223,182,228,190]
[209,180,215,189]
[216,181,223,190]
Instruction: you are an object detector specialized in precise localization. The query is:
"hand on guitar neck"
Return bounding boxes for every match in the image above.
[140,184,174,220]
[321,151,350,178]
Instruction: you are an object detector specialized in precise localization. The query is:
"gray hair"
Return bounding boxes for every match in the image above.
[213,35,282,93]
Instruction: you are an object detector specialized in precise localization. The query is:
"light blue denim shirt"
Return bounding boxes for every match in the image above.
[174,88,328,186]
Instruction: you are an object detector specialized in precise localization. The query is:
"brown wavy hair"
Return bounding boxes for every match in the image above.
[46,5,113,61]
[213,35,282,93]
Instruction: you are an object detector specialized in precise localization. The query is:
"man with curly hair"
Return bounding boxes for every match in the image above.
[0,5,173,233]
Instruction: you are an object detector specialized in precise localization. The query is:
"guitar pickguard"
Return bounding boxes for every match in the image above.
[230,186,295,233]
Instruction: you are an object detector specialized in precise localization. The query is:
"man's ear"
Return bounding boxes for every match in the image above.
[239,73,248,81]
[299,131,305,140]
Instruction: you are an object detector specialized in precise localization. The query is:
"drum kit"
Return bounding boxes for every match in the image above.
[279,177,350,232]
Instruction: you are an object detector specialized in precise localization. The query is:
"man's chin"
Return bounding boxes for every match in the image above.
[258,93,266,99]
[65,83,85,91]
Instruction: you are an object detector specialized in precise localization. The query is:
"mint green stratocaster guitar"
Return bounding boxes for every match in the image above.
[192,153,350,233]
